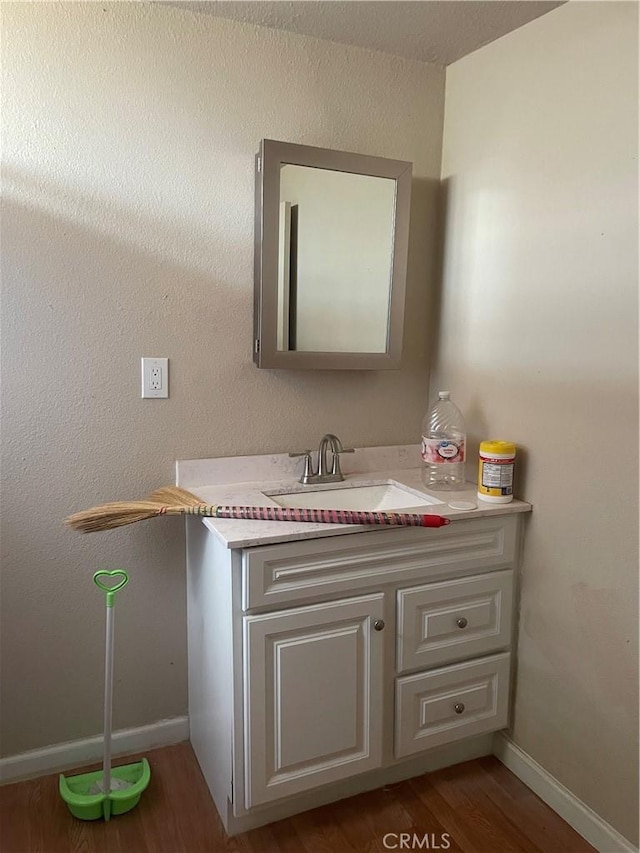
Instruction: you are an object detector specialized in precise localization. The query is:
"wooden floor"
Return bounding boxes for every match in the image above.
[1,743,595,853]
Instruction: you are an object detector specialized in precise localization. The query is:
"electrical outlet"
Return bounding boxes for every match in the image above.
[150,367,162,390]
[141,357,168,398]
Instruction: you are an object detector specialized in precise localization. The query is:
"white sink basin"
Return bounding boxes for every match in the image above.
[264,482,444,512]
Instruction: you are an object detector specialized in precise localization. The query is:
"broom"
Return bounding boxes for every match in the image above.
[65,486,450,533]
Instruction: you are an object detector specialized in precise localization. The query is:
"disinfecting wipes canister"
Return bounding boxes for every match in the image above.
[477,441,516,503]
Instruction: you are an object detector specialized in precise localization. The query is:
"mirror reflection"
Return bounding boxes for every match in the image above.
[277,165,396,353]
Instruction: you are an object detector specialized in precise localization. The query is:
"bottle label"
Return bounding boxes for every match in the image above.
[478,458,514,495]
[422,437,465,463]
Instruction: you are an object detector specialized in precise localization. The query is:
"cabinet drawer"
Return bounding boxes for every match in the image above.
[397,570,513,672]
[242,516,518,611]
[395,652,510,759]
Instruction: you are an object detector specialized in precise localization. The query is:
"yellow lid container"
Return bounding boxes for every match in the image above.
[478,440,516,503]
[479,440,516,457]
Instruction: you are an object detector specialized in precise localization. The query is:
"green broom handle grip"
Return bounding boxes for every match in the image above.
[93,570,129,607]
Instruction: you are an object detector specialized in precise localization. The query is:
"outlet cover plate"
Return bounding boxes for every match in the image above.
[141,357,169,398]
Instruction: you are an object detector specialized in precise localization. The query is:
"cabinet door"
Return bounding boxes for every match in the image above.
[243,593,384,809]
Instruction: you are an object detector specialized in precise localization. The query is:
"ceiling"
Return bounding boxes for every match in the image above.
[170,1,565,66]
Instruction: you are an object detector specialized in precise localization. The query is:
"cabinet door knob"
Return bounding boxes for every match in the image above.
[454,703,465,714]
[373,619,385,631]
[456,617,468,629]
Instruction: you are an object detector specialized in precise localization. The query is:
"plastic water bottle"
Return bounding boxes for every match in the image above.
[421,391,467,490]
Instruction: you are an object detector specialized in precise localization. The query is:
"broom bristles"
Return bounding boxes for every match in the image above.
[66,486,207,533]
[65,500,170,533]
[147,486,204,507]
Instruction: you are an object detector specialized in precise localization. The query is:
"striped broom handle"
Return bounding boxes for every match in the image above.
[169,504,450,528]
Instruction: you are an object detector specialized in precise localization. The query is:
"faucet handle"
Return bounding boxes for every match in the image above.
[330,445,355,476]
[289,451,315,484]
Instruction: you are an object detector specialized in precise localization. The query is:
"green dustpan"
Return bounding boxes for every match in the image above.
[59,758,151,821]
[60,570,151,821]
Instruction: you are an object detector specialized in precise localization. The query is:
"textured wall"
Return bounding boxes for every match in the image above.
[438,2,638,843]
[1,1,444,756]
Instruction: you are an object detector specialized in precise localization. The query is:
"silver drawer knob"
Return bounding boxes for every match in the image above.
[374,619,385,631]
[456,617,468,629]
[454,703,465,714]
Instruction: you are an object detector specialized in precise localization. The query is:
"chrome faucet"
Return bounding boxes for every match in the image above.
[290,434,355,485]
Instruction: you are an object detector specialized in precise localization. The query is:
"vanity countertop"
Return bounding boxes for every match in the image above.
[176,445,531,549]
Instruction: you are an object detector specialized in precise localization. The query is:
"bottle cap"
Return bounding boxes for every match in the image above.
[479,440,516,456]
[438,391,450,400]
[448,500,477,511]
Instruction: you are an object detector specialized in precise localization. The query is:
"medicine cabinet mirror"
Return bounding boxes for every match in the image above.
[253,139,412,370]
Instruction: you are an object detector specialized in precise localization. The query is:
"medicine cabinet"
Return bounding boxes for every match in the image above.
[253,139,412,370]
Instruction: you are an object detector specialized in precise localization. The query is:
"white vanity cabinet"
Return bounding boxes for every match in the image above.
[186,511,522,835]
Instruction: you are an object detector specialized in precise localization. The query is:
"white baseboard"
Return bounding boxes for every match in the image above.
[0,716,189,785]
[493,733,638,853]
